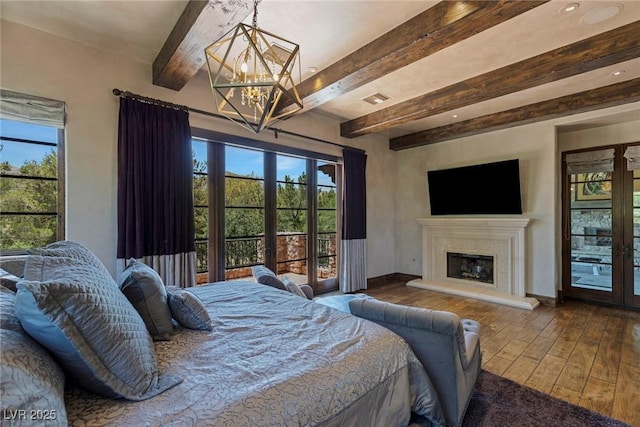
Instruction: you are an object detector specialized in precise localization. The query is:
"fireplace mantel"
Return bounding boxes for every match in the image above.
[407,216,539,310]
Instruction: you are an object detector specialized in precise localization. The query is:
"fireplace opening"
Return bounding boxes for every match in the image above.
[447,252,494,284]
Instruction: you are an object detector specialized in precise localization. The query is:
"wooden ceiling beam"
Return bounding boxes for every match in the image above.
[152,0,251,91]
[276,0,547,115]
[389,77,640,151]
[343,21,640,138]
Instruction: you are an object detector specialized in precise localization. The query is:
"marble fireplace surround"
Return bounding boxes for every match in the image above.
[407,217,540,310]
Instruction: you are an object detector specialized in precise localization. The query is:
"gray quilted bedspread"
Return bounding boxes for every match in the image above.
[65,281,444,427]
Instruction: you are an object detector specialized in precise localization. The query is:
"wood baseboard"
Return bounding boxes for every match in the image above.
[367,273,420,288]
[527,293,559,307]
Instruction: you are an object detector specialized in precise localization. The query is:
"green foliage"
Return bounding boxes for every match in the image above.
[193,155,209,241]
[318,187,337,233]
[277,173,306,233]
[225,173,264,237]
[1,149,58,250]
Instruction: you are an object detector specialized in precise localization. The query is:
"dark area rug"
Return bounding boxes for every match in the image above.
[462,370,630,427]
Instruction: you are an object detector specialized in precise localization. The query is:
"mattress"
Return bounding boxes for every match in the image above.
[65,281,444,426]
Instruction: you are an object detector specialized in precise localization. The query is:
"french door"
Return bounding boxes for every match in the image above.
[193,135,339,294]
[562,143,640,308]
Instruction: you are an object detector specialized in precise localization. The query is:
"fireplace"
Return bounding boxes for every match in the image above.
[407,217,539,310]
[447,252,494,284]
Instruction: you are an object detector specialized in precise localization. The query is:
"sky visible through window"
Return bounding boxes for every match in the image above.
[0,120,57,168]
[193,139,335,186]
[0,125,334,187]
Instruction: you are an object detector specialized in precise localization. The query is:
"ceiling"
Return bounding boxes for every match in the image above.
[1,0,639,149]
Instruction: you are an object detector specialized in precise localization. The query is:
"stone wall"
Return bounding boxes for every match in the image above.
[571,207,640,269]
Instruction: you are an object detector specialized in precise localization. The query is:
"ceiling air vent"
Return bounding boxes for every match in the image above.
[362,93,390,105]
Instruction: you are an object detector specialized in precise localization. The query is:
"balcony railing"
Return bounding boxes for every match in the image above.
[195,239,208,273]
[225,236,262,269]
[195,233,337,279]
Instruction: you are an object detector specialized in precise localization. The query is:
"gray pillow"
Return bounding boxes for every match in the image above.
[118,259,173,341]
[166,286,213,331]
[1,285,68,426]
[15,255,182,401]
[251,265,286,290]
[27,240,114,286]
[281,275,308,299]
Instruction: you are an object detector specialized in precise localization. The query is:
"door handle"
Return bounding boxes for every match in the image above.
[613,245,621,257]
[624,244,632,260]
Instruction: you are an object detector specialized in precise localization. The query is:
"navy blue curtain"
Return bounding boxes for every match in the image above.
[342,149,367,239]
[117,98,195,285]
[340,148,367,292]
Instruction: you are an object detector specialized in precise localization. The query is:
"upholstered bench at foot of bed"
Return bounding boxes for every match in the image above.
[349,298,481,427]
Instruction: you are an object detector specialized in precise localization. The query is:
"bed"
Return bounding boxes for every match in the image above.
[60,281,445,426]
[0,251,444,427]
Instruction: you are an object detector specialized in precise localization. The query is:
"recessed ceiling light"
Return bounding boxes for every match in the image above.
[307,66,318,73]
[563,3,580,12]
[582,5,622,25]
[610,70,625,77]
[452,114,459,118]
[362,93,390,105]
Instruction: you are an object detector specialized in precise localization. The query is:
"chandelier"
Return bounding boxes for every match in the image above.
[205,0,303,133]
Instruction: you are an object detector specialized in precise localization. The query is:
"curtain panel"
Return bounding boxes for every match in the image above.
[339,148,367,293]
[116,98,196,287]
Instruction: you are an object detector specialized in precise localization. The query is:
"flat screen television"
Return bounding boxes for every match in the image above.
[427,159,522,215]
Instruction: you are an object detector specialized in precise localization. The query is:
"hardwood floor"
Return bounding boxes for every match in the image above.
[363,281,640,426]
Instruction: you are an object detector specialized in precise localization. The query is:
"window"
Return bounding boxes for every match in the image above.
[191,129,339,292]
[0,120,65,252]
[224,146,265,276]
[0,90,65,253]
[193,139,208,276]
[317,162,337,283]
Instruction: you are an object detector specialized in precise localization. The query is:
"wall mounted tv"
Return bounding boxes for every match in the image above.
[427,159,523,215]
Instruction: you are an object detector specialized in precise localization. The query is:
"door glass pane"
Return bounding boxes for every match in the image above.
[569,172,613,291]
[276,155,307,283]
[634,169,640,296]
[225,146,264,280]
[192,139,208,283]
[317,162,337,282]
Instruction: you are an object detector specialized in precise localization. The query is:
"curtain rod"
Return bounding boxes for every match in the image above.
[112,88,365,153]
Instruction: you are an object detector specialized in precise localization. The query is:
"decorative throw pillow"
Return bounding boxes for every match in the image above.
[251,265,286,290]
[166,286,213,331]
[118,259,173,341]
[15,255,182,401]
[281,275,308,299]
[1,285,68,426]
[27,240,114,287]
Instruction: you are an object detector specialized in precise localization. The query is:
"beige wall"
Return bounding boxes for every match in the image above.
[393,111,640,298]
[1,21,396,278]
[557,120,640,151]
[393,123,558,297]
[2,20,639,295]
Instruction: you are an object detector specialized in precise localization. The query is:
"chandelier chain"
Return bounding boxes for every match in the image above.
[252,0,259,28]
